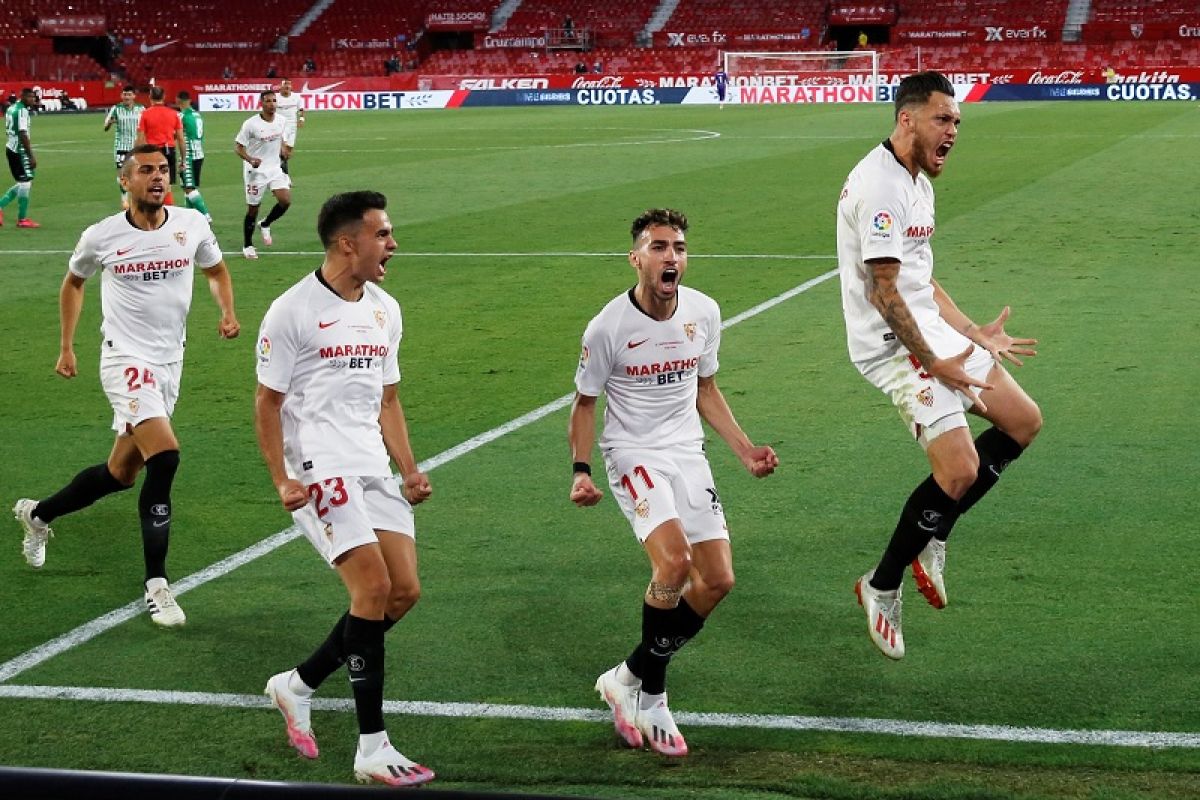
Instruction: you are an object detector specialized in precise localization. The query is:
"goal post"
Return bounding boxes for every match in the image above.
[721,50,881,102]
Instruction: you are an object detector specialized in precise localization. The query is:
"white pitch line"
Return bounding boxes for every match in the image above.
[0,685,1194,749]
[0,249,835,260]
[0,268,836,686]
[0,527,303,683]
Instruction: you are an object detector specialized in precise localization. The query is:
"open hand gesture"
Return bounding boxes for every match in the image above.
[929,344,994,413]
[975,306,1038,366]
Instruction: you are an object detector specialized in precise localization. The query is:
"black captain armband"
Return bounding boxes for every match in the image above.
[573,462,592,476]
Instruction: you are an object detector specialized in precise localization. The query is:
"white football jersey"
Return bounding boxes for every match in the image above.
[836,141,967,362]
[274,92,303,127]
[256,271,403,483]
[69,207,223,363]
[575,285,720,452]
[235,113,286,174]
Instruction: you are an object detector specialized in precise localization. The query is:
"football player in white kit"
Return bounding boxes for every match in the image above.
[570,208,778,757]
[255,191,435,787]
[837,72,1042,660]
[274,77,305,175]
[234,90,291,259]
[11,144,240,627]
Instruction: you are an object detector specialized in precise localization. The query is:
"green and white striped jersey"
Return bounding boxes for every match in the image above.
[106,103,144,153]
[5,101,31,152]
[179,106,205,161]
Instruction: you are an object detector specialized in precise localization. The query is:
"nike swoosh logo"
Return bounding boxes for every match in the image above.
[116,247,135,256]
[917,521,938,532]
[152,519,171,528]
[627,338,650,349]
[300,80,346,94]
[318,320,339,329]
[139,40,179,54]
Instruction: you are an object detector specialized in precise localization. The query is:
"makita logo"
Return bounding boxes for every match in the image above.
[905,225,934,239]
[571,76,624,88]
[458,78,548,90]
[1112,70,1179,84]
[1029,70,1084,84]
[984,25,1047,42]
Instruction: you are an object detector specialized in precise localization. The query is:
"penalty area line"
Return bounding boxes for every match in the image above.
[0,269,836,685]
[0,684,1195,749]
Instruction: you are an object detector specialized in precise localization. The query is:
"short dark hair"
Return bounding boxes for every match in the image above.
[21,87,35,97]
[260,90,276,100]
[176,90,191,101]
[122,84,136,93]
[894,71,954,119]
[631,208,688,243]
[317,191,388,249]
[149,86,165,101]
[120,143,166,176]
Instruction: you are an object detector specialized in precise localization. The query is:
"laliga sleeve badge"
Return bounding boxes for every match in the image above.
[870,210,894,239]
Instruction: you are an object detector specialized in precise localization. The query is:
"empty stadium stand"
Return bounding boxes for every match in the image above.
[0,0,1197,84]
[498,1,659,47]
[664,0,827,32]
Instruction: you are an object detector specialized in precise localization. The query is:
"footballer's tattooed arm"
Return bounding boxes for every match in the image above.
[867,259,937,368]
[647,581,683,605]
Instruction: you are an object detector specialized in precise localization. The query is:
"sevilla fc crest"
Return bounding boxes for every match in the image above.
[683,322,696,341]
[374,310,386,328]
[174,230,187,246]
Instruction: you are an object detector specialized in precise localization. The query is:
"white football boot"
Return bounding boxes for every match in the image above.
[634,694,688,757]
[353,742,435,787]
[264,669,318,759]
[144,577,186,627]
[912,538,948,609]
[594,664,643,748]
[855,571,905,659]
[13,498,53,569]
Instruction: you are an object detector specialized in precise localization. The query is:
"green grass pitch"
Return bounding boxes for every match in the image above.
[0,101,1197,798]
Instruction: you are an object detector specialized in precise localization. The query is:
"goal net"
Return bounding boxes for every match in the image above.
[722,51,881,102]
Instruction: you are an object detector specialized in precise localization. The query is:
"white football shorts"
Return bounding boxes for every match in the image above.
[603,448,729,545]
[283,122,298,147]
[99,350,181,434]
[243,168,291,205]
[293,474,415,566]
[857,345,996,448]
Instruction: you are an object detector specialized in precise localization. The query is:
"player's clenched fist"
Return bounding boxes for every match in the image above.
[277,479,307,512]
[570,474,603,506]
